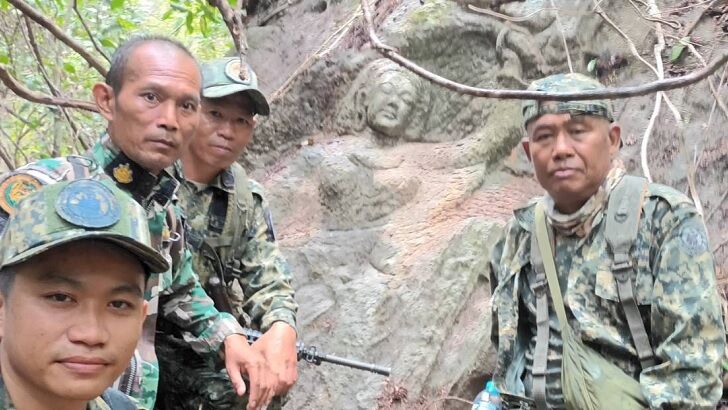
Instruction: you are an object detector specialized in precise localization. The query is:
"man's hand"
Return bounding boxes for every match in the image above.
[251,322,299,395]
[223,333,277,410]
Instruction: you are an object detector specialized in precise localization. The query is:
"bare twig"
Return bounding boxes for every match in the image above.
[550,0,573,73]
[0,65,99,112]
[714,235,728,254]
[208,0,249,80]
[628,0,681,30]
[641,89,660,183]
[0,136,16,170]
[0,125,30,165]
[681,0,718,38]
[361,0,728,100]
[423,395,474,410]
[707,189,728,222]
[706,65,728,128]
[72,0,110,63]
[7,0,107,77]
[269,7,362,103]
[467,5,553,22]
[22,16,84,156]
[687,43,728,120]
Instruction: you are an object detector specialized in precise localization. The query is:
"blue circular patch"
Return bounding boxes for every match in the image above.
[55,179,121,228]
[679,224,708,257]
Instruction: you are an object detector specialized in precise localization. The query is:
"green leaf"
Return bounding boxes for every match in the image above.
[100,37,116,48]
[185,12,195,33]
[0,53,9,65]
[199,15,208,35]
[161,9,175,20]
[63,63,76,74]
[111,0,124,10]
[116,17,135,30]
[669,36,690,62]
[0,0,10,12]
[587,58,598,74]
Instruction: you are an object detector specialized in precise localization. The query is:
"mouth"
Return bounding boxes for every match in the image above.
[57,356,111,376]
[552,168,578,178]
[210,144,232,154]
[147,137,177,150]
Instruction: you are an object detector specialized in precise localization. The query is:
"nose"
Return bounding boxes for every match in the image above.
[552,130,575,161]
[217,119,234,140]
[67,307,110,347]
[157,101,179,132]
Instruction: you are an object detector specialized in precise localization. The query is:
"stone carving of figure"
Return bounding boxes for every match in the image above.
[337,58,432,143]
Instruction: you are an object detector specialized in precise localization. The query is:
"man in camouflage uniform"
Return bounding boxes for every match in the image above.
[488,73,725,408]
[155,57,298,409]
[0,37,275,410]
[0,178,170,410]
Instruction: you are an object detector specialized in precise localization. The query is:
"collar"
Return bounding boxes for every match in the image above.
[89,134,179,209]
[174,162,235,193]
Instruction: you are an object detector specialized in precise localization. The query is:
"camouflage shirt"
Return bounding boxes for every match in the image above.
[0,374,133,410]
[173,162,297,332]
[0,136,244,409]
[488,181,725,409]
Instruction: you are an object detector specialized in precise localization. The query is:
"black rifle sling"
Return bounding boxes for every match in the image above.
[605,175,656,370]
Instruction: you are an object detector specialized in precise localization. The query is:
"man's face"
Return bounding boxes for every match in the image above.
[366,72,417,138]
[95,42,202,174]
[187,94,256,171]
[523,113,621,213]
[0,240,147,404]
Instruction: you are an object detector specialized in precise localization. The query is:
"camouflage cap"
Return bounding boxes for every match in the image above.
[522,73,614,128]
[201,57,270,116]
[0,178,169,273]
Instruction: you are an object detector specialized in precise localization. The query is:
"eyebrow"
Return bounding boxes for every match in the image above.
[142,83,201,105]
[37,273,144,298]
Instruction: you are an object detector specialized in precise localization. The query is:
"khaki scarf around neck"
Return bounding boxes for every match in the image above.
[542,159,626,237]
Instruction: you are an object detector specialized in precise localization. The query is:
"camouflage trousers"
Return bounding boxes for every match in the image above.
[155,322,286,410]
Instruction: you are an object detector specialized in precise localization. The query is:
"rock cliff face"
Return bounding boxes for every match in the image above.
[241,0,728,408]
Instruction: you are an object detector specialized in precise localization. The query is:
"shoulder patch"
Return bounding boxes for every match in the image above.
[0,173,43,214]
[56,179,121,228]
[679,223,708,257]
[647,183,693,208]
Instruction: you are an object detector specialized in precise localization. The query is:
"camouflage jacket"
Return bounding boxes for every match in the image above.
[0,137,244,409]
[173,162,297,332]
[0,374,136,409]
[488,182,725,409]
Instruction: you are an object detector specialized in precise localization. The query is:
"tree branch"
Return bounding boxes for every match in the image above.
[360,0,728,100]
[208,0,250,80]
[0,65,99,112]
[549,0,573,73]
[0,134,16,170]
[7,0,107,77]
[72,0,110,64]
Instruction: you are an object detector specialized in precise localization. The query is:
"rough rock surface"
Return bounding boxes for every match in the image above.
[241,0,728,408]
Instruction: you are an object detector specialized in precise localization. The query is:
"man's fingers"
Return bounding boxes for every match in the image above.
[226,362,247,396]
[246,363,265,410]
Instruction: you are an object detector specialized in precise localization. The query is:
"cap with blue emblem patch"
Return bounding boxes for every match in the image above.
[0,178,169,273]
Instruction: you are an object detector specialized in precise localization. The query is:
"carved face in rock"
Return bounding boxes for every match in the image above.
[365,66,419,138]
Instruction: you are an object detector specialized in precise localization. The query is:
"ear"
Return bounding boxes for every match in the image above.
[608,122,621,154]
[521,138,532,161]
[0,294,5,338]
[92,83,116,122]
[139,300,148,329]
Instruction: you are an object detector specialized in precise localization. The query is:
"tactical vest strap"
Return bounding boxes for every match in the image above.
[224,163,254,279]
[530,231,550,410]
[101,388,137,410]
[605,175,656,370]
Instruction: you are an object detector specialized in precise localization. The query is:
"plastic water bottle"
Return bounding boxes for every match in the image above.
[471,381,502,410]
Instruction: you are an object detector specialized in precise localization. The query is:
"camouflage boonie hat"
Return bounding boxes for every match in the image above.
[522,73,614,128]
[0,178,168,273]
[201,57,270,116]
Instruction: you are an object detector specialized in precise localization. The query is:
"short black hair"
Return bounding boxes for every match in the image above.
[106,35,197,94]
[0,267,15,297]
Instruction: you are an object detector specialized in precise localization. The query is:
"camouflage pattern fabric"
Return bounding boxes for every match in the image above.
[488,181,726,408]
[521,73,614,128]
[0,136,245,409]
[0,178,167,274]
[0,375,131,409]
[154,162,297,409]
